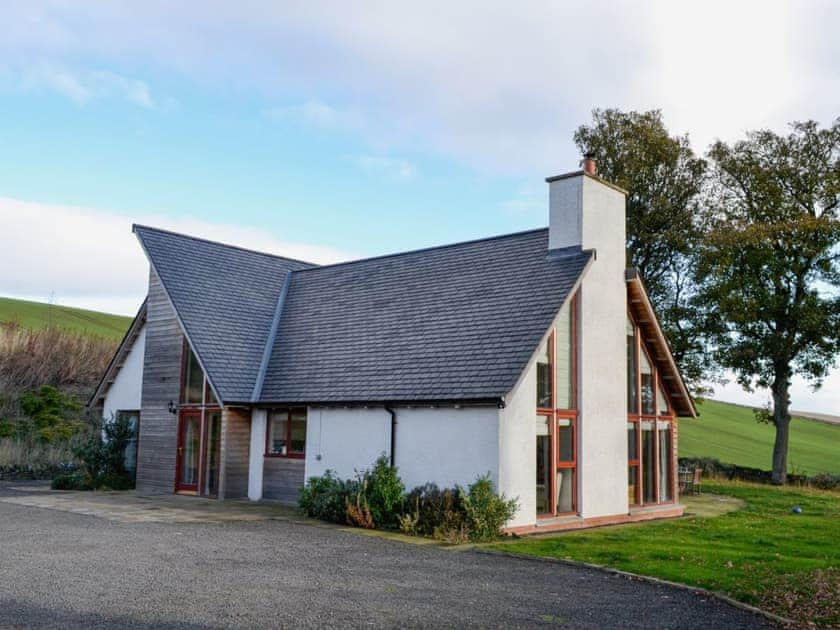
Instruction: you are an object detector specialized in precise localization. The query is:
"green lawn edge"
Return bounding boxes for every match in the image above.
[491,481,840,626]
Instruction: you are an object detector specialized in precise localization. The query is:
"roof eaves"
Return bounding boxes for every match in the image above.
[87,298,148,409]
[250,271,294,403]
[625,268,698,418]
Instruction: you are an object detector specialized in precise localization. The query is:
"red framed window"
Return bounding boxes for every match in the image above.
[627,312,675,506]
[266,409,307,458]
[536,292,579,517]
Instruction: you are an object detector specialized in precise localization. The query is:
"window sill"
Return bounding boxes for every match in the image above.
[264,453,305,459]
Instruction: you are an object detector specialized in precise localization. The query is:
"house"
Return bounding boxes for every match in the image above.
[90,159,696,533]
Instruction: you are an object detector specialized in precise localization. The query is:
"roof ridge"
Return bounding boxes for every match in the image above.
[132,224,319,268]
[293,226,550,274]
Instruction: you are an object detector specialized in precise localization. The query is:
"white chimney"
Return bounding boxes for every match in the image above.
[546,158,626,262]
[546,157,630,519]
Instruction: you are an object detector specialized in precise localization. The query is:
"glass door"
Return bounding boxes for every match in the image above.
[176,411,201,492]
[202,411,222,497]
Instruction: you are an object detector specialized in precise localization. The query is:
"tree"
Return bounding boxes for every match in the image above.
[696,119,840,484]
[574,109,708,386]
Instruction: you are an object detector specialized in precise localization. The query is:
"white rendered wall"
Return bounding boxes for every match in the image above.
[498,344,539,528]
[248,409,267,501]
[304,408,391,480]
[393,407,498,491]
[103,326,146,420]
[304,406,499,491]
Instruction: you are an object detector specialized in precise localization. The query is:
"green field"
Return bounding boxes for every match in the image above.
[493,481,840,626]
[0,297,132,341]
[679,399,840,476]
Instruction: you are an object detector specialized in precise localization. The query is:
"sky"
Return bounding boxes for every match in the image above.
[1,1,839,413]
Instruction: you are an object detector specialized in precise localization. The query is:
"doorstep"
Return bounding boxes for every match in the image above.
[505,503,685,536]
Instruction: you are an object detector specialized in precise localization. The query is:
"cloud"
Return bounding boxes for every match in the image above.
[4,2,837,173]
[709,371,840,417]
[350,155,417,180]
[14,63,156,108]
[263,99,360,130]
[0,196,355,316]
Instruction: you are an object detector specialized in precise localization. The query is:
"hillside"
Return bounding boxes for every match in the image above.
[679,399,840,476]
[0,297,132,341]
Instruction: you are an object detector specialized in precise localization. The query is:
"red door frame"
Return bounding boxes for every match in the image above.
[175,410,201,493]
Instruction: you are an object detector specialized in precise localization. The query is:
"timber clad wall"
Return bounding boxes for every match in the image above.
[136,268,183,494]
[219,407,250,499]
[263,458,305,504]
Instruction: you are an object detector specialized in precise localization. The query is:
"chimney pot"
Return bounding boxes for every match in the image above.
[583,153,597,176]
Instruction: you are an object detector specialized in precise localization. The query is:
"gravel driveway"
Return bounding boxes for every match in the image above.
[0,483,774,629]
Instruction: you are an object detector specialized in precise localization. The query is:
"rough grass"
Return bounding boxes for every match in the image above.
[0,438,78,469]
[679,399,840,476]
[492,481,840,626]
[0,297,131,341]
[0,324,117,399]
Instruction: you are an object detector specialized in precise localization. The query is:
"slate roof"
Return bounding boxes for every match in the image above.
[133,226,314,402]
[134,225,591,405]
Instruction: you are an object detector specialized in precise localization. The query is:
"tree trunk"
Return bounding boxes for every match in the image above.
[771,383,791,485]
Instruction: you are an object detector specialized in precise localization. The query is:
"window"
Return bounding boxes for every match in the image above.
[627,421,639,505]
[556,304,574,410]
[627,314,675,506]
[640,348,654,415]
[183,346,204,404]
[536,339,552,409]
[534,292,578,517]
[266,409,307,457]
[536,417,551,514]
[658,421,673,501]
[116,411,140,477]
[556,417,576,513]
[627,317,638,414]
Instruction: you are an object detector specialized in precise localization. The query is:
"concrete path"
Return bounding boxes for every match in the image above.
[0,482,775,629]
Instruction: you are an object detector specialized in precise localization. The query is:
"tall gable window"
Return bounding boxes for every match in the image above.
[535,293,578,516]
[626,312,675,506]
[177,343,221,497]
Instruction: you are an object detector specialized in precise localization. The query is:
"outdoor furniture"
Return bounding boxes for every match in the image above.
[692,468,703,495]
[678,467,693,493]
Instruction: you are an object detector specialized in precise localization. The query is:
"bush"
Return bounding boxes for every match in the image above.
[18,386,85,443]
[299,471,356,523]
[461,475,518,542]
[363,455,405,528]
[51,471,92,490]
[300,462,518,541]
[403,483,464,537]
[52,413,135,491]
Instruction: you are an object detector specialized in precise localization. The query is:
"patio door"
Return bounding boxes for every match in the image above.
[176,411,201,492]
[176,410,223,496]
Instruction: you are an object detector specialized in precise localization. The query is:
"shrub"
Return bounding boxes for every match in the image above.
[51,471,92,490]
[461,475,519,542]
[299,471,357,523]
[52,413,135,490]
[403,483,464,537]
[404,477,518,542]
[18,386,85,443]
[363,455,405,528]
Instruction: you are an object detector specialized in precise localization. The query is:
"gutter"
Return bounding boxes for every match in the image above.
[385,405,397,467]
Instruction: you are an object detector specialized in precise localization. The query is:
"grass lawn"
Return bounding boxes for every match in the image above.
[492,481,840,626]
[0,296,132,341]
[680,399,840,476]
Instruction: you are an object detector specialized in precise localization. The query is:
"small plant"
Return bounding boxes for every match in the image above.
[461,474,519,542]
[398,511,419,536]
[51,413,135,491]
[364,455,405,528]
[298,471,356,523]
[345,480,375,529]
